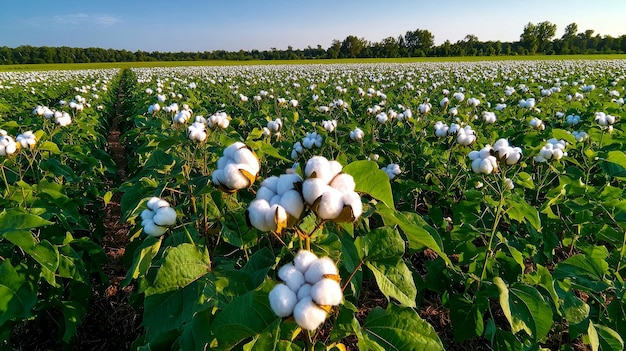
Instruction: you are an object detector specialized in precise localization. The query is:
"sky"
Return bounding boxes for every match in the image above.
[1,0,626,52]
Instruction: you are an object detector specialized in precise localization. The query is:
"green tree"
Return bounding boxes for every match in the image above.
[404,29,435,56]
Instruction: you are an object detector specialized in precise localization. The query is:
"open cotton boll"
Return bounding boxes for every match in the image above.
[256,186,276,202]
[277,174,302,195]
[140,209,155,221]
[468,151,480,161]
[265,204,287,231]
[317,188,345,220]
[342,191,363,219]
[278,263,305,292]
[269,194,282,206]
[297,283,312,300]
[248,200,274,232]
[305,257,339,284]
[233,148,260,174]
[223,141,245,159]
[147,197,170,211]
[261,176,280,194]
[302,178,329,204]
[330,173,355,193]
[223,163,253,190]
[328,161,343,180]
[142,220,168,237]
[311,278,343,306]
[153,207,177,227]
[294,250,318,273]
[304,156,331,182]
[211,169,225,186]
[471,158,482,174]
[293,296,327,330]
[279,190,304,219]
[269,283,298,318]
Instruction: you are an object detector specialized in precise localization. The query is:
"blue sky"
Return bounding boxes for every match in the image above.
[2,0,626,52]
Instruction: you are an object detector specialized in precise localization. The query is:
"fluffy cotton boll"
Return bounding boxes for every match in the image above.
[418,103,431,114]
[142,220,168,237]
[16,131,36,149]
[506,147,522,165]
[140,209,155,221]
[350,127,364,141]
[330,173,355,193]
[279,190,305,219]
[269,283,298,318]
[311,278,343,306]
[468,150,480,161]
[248,200,274,232]
[530,117,545,130]
[147,197,170,211]
[297,283,312,300]
[222,163,252,190]
[342,191,362,219]
[153,206,177,227]
[294,250,318,273]
[552,148,564,160]
[504,178,514,190]
[482,112,496,124]
[293,296,327,330]
[376,112,388,124]
[453,92,465,102]
[233,148,260,175]
[305,257,339,284]
[305,156,331,182]
[269,194,282,207]
[266,203,287,228]
[316,188,345,220]
[479,158,494,174]
[434,122,449,137]
[278,263,305,292]
[440,97,449,107]
[471,158,482,174]
[256,186,276,202]
[277,174,302,195]
[260,176,280,194]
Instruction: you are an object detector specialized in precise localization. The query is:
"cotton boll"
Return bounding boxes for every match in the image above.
[269,283,298,318]
[342,191,362,219]
[142,220,168,237]
[297,283,312,300]
[233,148,260,174]
[153,206,177,227]
[265,204,287,230]
[277,173,302,195]
[311,278,343,306]
[330,173,355,193]
[278,263,305,292]
[212,169,225,186]
[256,186,276,202]
[293,296,327,330]
[223,163,252,190]
[261,176,279,194]
[248,200,274,232]
[305,156,331,182]
[147,197,169,211]
[305,257,339,284]
[302,178,329,204]
[279,190,305,219]
[328,161,343,179]
[224,141,245,159]
[294,250,318,273]
[317,188,344,220]
[269,194,282,206]
[140,209,155,221]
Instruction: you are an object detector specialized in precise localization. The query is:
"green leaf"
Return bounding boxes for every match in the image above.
[516,171,535,189]
[145,243,211,296]
[449,295,484,342]
[377,205,451,265]
[343,160,394,208]
[0,261,37,328]
[562,292,589,325]
[354,227,404,260]
[38,140,61,154]
[494,277,553,341]
[211,286,279,349]
[0,209,54,236]
[366,258,417,308]
[505,194,541,231]
[588,321,599,351]
[61,300,86,343]
[103,191,113,206]
[595,324,624,351]
[607,150,626,169]
[179,308,214,351]
[552,128,577,145]
[553,254,610,292]
[123,236,162,285]
[242,247,275,288]
[363,304,444,351]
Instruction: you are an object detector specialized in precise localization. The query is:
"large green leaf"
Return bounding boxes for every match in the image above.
[343,160,394,208]
[0,261,37,327]
[145,243,211,296]
[494,277,553,341]
[505,194,541,231]
[607,150,626,169]
[362,304,444,350]
[449,295,485,342]
[241,247,275,288]
[595,323,624,351]
[354,227,404,260]
[0,209,54,236]
[211,286,278,349]
[552,254,610,292]
[377,205,451,265]
[123,236,162,286]
[178,308,214,351]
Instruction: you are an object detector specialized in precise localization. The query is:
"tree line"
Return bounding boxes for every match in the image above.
[1,21,625,65]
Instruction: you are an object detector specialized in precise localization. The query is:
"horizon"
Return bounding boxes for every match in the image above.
[2,0,626,52]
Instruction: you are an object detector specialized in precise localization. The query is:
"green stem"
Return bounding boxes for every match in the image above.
[478,173,507,289]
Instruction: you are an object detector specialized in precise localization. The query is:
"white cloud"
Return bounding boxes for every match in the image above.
[53,13,119,26]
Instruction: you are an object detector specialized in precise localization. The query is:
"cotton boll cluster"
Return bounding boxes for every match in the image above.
[350,127,364,141]
[482,111,497,124]
[322,120,337,133]
[504,86,515,96]
[453,92,465,102]
[157,94,166,103]
[440,97,449,107]
[140,197,177,237]
[291,142,304,159]
[468,145,498,174]
[418,102,431,114]
[467,97,480,107]
[172,105,192,124]
[566,114,580,125]
[572,131,589,142]
[187,117,207,142]
[448,107,458,117]
[262,118,282,137]
[268,250,343,330]
[0,130,18,156]
[366,105,382,115]
[16,131,36,149]
[212,142,260,192]
[289,99,298,108]
[302,156,362,222]
[376,112,388,123]
[33,105,54,118]
[493,139,522,165]
[302,132,323,149]
[595,112,616,129]
[397,108,412,122]
[434,121,449,137]
[456,125,476,146]
[529,117,545,130]
[494,103,507,111]
[207,112,230,129]
[582,84,595,92]
[519,98,536,109]
[534,138,567,162]
[247,173,304,232]
[147,103,161,114]
[382,163,401,180]
[54,111,72,126]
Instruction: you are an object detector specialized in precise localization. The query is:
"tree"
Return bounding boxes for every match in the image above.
[340,35,366,58]
[404,29,435,56]
[521,21,556,54]
[562,22,578,39]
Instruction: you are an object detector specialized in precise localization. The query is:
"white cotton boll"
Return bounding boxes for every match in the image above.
[305,257,339,284]
[468,151,480,161]
[504,178,514,190]
[140,209,155,221]
[277,173,302,195]
[261,176,279,194]
[494,139,509,150]
[212,169,225,186]
[233,148,260,174]
[269,194,282,206]
[266,203,287,230]
[279,190,305,219]
[278,263,305,292]
[328,161,343,179]
[153,206,177,227]
[342,191,362,219]
[305,156,331,181]
[293,296,327,330]
[317,188,344,220]
[552,149,564,160]
[302,178,330,204]
[330,173,355,193]
[471,158,482,174]
[142,220,168,237]
[224,142,245,159]
[297,283,312,300]
[248,200,274,232]
[311,278,343,306]
[256,186,276,202]
[223,163,251,189]
[147,197,169,211]
[294,250,318,273]
[479,158,494,174]
[506,147,522,165]
[269,283,298,318]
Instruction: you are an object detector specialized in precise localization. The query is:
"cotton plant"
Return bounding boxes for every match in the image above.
[212,142,260,193]
[268,250,343,330]
[247,173,304,233]
[16,131,37,149]
[322,120,337,133]
[595,112,616,131]
[468,145,499,175]
[534,138,567,162]
[263,118,282,137]
[140,197,177,237]
[482,111,497,124]
[207,112,230,129]
[493,138,523,165]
